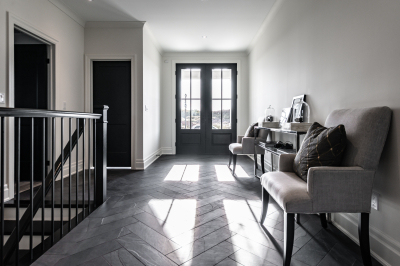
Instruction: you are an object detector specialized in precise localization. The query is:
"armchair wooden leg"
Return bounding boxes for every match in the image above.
[228,153,232,168]
[255,152,258,169]
[359,213,372,266]
[320,213,327,229]
[260,187,269,224]
[232,154,237,175]
[261,154,265,173]
[284,212,295,266]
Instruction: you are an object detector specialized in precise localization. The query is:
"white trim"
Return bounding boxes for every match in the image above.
[7,12,58,203]
[171,59,242,155]
[61,160,83,179]
[48,0,85,27]
[143,148,162,169]
[107,167,131,170]
[85,21,145,29]
[84,54,138,170]
[161,147,174,155]
[332,213,399,266]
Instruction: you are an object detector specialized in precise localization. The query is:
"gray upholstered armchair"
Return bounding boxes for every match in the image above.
[259,106,392,266]
[228,128,269,175]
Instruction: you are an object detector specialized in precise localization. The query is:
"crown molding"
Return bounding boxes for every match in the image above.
[48,0,85,27]
[85,21,145,29]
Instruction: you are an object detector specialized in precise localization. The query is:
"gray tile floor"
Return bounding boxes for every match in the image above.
[32,155,381,266]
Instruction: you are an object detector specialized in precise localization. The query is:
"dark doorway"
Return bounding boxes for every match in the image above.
[176,64,237,155]
[93,61,131,167]
[14,28,49,181]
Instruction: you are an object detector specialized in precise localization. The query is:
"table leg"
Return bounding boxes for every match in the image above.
[254,152,257,176]
[270,152,273,172]
[261,154,265,173]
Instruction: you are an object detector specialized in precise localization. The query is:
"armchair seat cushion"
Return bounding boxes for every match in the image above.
[229,143,243,154]
[260,171,312,213]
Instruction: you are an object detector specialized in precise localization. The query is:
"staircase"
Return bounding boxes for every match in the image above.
[1,106,108,266]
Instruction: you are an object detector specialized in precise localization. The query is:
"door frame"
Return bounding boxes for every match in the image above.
[6,12,57,200]
[171,59,242,154]
[84,55,137,170]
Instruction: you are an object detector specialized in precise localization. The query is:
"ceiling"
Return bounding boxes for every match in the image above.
[56,0,276,53]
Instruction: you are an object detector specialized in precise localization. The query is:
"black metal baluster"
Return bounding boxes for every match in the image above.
[42,118,45,252]
[1,117,4,265]
[88,119,91,214]
[60,118,64,238]
[76,119,79,224]
[82,119,85,218]
[51,117,55,245]
[30,118,34,261]
[15,117,20,266]
[69,118,72,231]
[93,119,96,208]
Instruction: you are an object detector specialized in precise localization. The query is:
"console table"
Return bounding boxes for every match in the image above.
[254,127,307,177]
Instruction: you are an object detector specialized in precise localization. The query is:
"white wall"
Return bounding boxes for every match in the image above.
[248,0,400,264]
[84,22,144,169]
[0,0,85,199]
[161,52,249,154]
[142,25,162,168]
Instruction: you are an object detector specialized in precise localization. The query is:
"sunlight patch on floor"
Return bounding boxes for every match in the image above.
[215,165,235,181]
[164,165,187,181]
[233,165,250,178]
[182,165,200,181]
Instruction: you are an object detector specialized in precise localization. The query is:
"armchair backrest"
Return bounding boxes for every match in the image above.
[324,106,391,171]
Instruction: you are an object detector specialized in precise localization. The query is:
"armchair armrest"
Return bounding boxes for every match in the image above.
[307,166,375,213]
[278,154,296,172]
[237,135,244,143]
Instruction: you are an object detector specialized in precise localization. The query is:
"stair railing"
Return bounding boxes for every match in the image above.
[0,106,108,265]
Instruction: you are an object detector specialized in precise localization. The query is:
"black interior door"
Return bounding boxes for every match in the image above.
[14,44,48,181]
[176,64,237,155]
[93,61,131,167]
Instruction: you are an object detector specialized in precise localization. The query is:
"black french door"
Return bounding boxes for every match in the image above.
[176,63,237,155]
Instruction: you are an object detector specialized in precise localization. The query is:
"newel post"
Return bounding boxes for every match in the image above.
[94,105,108,207]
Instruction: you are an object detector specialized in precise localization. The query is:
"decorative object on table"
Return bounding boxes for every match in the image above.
[262,121,280,128]
[279,108,292,127]
[289,94,306,122]
[293,122,347,182]
[244,122,258,137]
[274,141,293,149]
[264,105,275,122]
[282,122,313,131]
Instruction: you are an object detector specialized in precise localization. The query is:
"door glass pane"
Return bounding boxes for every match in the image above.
[222,69,232,99]
[181,69,190,98]
[212,100,221,129]
[212,69,221,99]
[181,100,190,129]
[191,100,201,129]
[222,100,231,129]
[191,69,201,99]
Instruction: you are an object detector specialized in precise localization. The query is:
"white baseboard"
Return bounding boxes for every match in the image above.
[60,160,83,180]
[333,213,400,266]
[161,147,173,154]
[143,148,162,169]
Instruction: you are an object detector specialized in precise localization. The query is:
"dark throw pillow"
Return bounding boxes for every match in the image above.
[293,122,347,182]
[244,122,258,137]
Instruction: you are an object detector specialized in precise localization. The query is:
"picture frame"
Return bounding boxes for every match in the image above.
[279,107,292,128]
[289,94,306,122]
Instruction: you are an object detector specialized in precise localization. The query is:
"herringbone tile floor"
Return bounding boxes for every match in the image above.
[33,155,381,266]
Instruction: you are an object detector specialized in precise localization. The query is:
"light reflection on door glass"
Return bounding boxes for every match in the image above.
[212,69,221,99]
[222,69,232,99]
[191,100,201,129]
[212,100,222,129]
[191,69,201,99]
[222,100,231,129]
